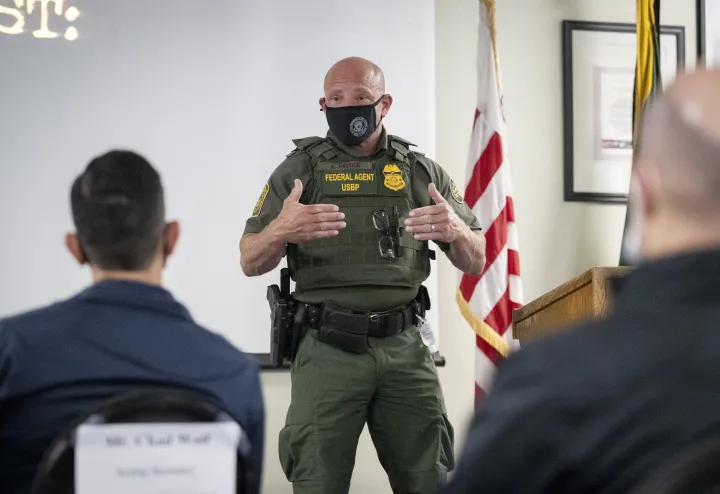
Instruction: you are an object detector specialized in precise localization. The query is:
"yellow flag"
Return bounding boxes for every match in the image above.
[620,0,662,267]
[633,0,662,145]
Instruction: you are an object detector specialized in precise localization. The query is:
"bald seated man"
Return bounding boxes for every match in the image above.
[437,68,720,494]
[240,57,486,494]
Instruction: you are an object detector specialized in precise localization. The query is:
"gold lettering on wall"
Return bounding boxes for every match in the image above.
[28,0,62,38]
[63,4,77,40]
[0,0,79,40]
[0,0,25,35]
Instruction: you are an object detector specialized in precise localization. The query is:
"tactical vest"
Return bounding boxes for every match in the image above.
[287,135,432,290]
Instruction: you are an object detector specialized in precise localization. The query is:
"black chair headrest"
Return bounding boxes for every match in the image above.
[30,388,256,494]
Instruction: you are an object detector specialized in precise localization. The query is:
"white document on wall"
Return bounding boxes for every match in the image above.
[75,422,241,494]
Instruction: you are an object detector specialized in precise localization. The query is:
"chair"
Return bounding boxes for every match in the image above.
[30,388,257,494]
[633,433,720,494]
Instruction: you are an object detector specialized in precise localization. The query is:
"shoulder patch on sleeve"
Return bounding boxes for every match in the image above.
[449,180,464,204]
[251,182,270,218]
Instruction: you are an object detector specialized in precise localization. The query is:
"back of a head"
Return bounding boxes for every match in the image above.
[636,69,720,218]
[70,150,165,271]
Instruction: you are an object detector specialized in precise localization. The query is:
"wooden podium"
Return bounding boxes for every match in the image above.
[512,267,628,343]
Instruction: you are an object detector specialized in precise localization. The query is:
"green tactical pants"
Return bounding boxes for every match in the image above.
[279,326,454,494]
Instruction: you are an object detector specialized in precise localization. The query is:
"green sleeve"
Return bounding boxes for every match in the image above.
[411,155,482,252]
[242,151,314,235]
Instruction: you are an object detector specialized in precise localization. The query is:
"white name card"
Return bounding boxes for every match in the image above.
[75,422,241,494]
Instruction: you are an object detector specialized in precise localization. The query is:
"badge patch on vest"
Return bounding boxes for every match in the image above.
[382,164,406,192]
[449,180,464,204]
[251,182,270,217]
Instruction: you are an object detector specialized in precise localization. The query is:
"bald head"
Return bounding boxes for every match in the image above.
[324,57,385,95]
[637,68,720,215]
[319,57,393,149]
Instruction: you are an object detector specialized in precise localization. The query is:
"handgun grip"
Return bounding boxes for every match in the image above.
[267,284,281,306]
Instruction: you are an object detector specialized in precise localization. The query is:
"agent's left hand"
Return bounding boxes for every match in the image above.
[404,183,468,242]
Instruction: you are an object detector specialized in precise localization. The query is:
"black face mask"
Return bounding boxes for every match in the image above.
[324,96,384,147]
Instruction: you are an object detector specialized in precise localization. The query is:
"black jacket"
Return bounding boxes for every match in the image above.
[440,250,720,493]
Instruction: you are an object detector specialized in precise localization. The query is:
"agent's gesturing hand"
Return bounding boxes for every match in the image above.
[404,183,468,243]
[272,179,347,243]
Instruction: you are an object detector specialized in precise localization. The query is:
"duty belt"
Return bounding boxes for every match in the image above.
[299,302,418,339]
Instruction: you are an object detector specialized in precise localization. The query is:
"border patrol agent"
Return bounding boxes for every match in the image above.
[240,57,486,494]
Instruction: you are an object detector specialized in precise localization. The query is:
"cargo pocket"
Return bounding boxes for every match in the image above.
[438,413,456,471]
[281,330,322,482]
[278,423,320,482]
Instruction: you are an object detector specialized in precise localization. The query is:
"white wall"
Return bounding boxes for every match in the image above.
[260,0,699,492]
[494,0,696,306]
[0,0,438,356]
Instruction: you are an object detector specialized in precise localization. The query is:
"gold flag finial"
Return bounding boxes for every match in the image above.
[480,0,502,108]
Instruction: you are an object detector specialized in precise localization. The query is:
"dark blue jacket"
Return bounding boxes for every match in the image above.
[0,280,264,494]
[439,250,720,494]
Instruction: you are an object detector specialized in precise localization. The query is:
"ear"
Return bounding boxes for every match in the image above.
[379,94,393,117]
[163,221,180,258]
[65,232,87,265]
[319,97,326,113]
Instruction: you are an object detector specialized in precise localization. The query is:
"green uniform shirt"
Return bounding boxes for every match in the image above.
[243,128,482,311]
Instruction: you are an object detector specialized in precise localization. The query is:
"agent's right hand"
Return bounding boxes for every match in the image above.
[271,179,346,243]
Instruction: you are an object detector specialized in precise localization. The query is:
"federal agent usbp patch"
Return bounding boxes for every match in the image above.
[382,164,406,191]
[450,180,464,204]
[252,182,270,217]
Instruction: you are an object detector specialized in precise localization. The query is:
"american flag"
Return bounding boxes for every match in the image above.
[456,0,523,403]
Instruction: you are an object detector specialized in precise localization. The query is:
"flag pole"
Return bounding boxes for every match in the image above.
[619,0,661,266]
[460,0,523,403]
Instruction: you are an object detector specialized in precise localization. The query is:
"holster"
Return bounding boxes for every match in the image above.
[267,268,296,367]
[317,302,370,355]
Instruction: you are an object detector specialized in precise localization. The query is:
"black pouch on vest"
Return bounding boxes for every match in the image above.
[318,302,370,354]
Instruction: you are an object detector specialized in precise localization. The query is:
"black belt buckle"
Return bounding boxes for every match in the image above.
[368,306,415,338]
[367,312,385,338]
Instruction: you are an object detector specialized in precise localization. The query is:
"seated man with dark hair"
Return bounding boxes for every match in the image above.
[0,150,265,494]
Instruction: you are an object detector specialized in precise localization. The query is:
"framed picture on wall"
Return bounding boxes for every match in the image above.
[562,20,685,204]
[698,0,720,67]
